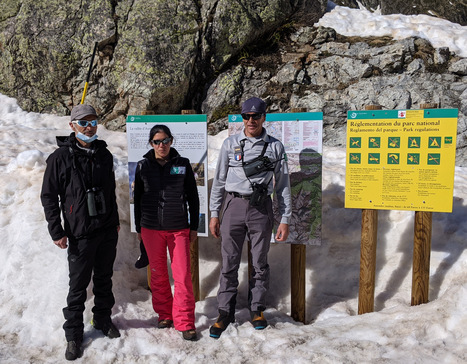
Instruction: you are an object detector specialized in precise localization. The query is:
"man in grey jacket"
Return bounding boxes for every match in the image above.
[209,97,292,338]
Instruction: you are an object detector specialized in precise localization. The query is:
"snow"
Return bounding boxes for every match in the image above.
[0,5,466,364]
[318,3,467,58]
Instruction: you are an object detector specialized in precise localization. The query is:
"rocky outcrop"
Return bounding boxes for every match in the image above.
[332,0,467,26]
[1,1,466,165]
[202,27,467,166]
[0,0,326,127]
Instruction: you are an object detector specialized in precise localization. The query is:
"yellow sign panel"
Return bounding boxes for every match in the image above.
[345,109,458,212]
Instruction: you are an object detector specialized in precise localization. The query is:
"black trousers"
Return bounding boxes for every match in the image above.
[63,227,118,342]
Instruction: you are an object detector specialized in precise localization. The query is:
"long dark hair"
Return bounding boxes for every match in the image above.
[148,124,174,143]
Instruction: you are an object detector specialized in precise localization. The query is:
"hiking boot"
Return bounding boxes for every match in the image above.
[92,319,121,338]
[209,310,235,338]
[158,319,173,329]
[182,329,197,341]
[250,311,267,330]
[65,340,82,361]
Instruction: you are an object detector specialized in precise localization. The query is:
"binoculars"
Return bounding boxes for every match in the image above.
[86,187,106,217]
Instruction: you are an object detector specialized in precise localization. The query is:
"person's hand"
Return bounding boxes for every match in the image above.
[137,233,142,241]
[209,217,220,238]
[275,223,289,242]
[117,225,120,233]
[189,230,198,243]
[54,236,68,249]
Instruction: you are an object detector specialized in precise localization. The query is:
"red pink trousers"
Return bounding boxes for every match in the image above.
[141,227,195,331]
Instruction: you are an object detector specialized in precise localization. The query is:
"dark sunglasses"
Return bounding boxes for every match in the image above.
[241,113,263,121]
[75,119,98,127]
[151,137,172,146]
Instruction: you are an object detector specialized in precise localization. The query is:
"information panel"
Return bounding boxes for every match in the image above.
[126,114,208,236]
[229,112,323,245]
[345,109,458,212]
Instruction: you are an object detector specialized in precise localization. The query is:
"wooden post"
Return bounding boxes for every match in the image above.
[291,244,306,322]
[358,104,381,315]
[290,107,307,323]
[181,109,200,301]
[412,211,432,305]
[358,209,378,314]
[411,103,436,305]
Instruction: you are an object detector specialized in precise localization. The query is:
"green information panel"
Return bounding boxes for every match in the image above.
[126,114,208,235]
[229,112,323,245]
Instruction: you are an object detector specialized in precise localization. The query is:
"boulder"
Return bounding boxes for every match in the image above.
[0,0,327,126]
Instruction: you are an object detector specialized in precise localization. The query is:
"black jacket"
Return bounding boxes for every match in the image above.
[134,148,199,232]
[40,133,119,240]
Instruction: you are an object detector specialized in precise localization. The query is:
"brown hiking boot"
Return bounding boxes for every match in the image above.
[158,319,173,329]
[182,329,198,341]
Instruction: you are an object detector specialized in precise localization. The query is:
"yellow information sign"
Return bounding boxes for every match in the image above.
[345,109,458,212]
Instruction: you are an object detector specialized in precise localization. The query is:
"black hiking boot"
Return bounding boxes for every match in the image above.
[134,240,149,269]
[250,311,267,330]
[65,340,82,361]
[92,319,121,338]
[209,310,235,338]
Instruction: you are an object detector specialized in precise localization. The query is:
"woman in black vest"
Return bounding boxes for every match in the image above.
[133,124,199,341]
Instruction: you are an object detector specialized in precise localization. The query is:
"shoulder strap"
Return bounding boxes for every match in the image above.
[69,146,92,190]
[240,140,269,166]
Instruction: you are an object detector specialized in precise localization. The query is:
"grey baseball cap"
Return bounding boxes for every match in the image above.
[241,97,266,114]
[70,104,98,121]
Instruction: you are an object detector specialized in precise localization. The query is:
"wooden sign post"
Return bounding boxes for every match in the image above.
[411,210,432,305]
[291,243,306,322]
[289,107,307,323]
[349,103,457,312]
[358,104,381,315]
[411,103,437,306]
[358,209,378,314]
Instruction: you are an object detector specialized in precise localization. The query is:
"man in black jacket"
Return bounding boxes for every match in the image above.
[41,104,120,361]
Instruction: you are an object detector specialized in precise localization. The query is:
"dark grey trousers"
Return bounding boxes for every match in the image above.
[217,193,274,313]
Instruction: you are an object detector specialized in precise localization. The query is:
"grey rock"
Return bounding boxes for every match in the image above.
[275,62,300,84]
[203,27,467,165]
[434,47,451,65]
[0,0,328,127]
[407,59,425,74]
[290,92,325,111]
[449,59,467,75]
[1,0,466,166]
[290,26,317,44]
[201,65,245,122]
[460,89,467,116]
